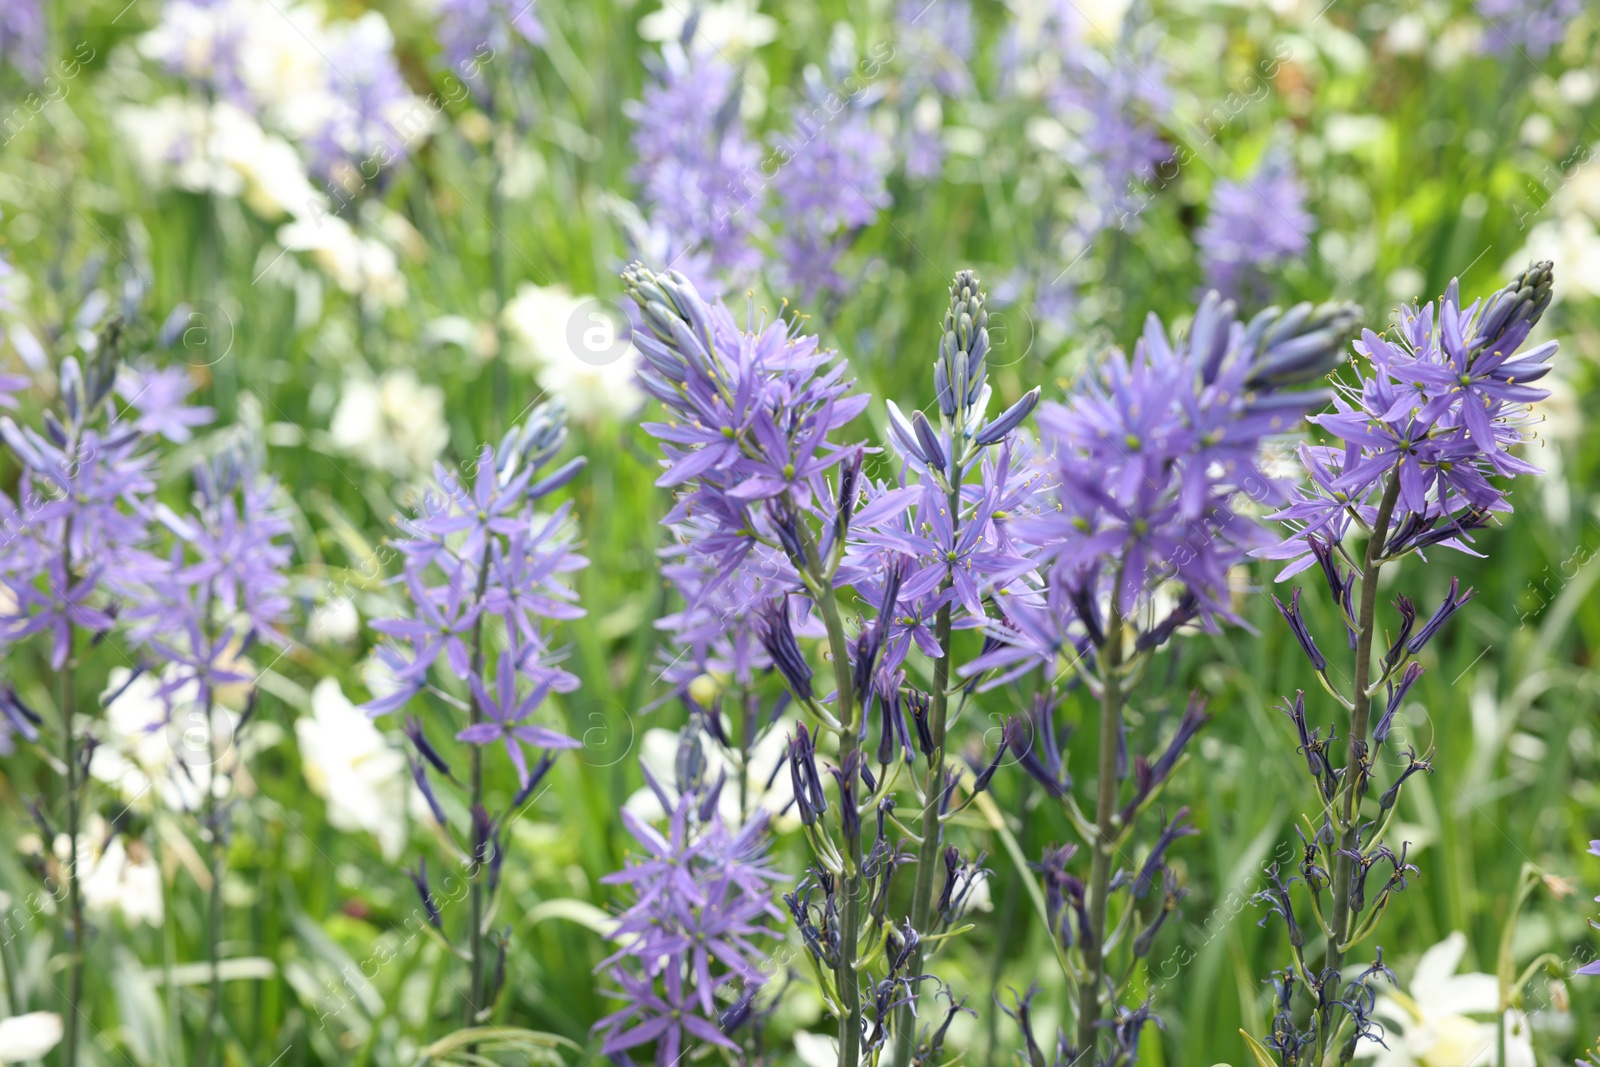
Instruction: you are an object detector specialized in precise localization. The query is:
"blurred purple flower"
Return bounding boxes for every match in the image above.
[1197,148,1313,303]
[1478,0,1580,57]
[0,0,46,81]
[768,89,892,301]
[436,0,544,84]
[306,13,417,194]
[627,49,765,287]
[117,364,215,443]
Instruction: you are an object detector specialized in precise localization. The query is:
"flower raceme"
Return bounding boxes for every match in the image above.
[363,399,588,1023]
[628,264,1037,1067]
[1250,263,1558,1066]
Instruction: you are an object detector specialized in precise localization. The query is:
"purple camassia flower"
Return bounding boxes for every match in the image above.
[596,784,781,1064]
[628,264,871,575]
[1007,1,1171,223]
[653,540,808,693]
[1262,262,1557,579]
[364,401,587,792]
[125,445,292,707]
[307,13,416,193]
[435,0,544,99]
[117,363,215,443]
[768,87,892,302]
[626,262,878,706]
[970,291,1358,675]
[0,358,158,662]
[1581,840,1600,977]
[0,0,47,81]
[627,49,765,287]
[895,0,975,179]
[145,0,253,107]
[1197,148,1313,304]
[1478,0,1580,58]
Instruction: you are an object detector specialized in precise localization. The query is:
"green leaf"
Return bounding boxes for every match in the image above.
[1239,1029,1278,1067]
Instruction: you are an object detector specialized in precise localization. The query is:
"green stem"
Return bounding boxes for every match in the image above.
[797,522,863,1067]
[59,632,82,1067]
[489,122,509,434]
[195,588,222,1067]
[201,688,222,1065]
[465,543,495,1029]
[1319,474,1400,1057]
[56,523,82,1067]
[890,459,965,1067]
[1076,600,1124,1057]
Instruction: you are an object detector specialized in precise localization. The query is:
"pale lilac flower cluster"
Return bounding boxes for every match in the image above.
[996,2,1171,330]
[131,443,292,707]
[1197,148,1313,304]
[146,0,253,107]
[0,0,46,81]
[596,734,783,1065]
[893,0,975,178]
[626,49,765,288]
[768,86,893,302]
[435,0,544,103]
[1008,3,1171,224]
[308,15,417,193]
[0,353,158,669]
[1478,0,1581,57]
[1253,264,1557,1063]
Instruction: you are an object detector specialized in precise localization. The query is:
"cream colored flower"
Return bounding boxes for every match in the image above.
[92,667,238,813]
[501,283,643,422]
[328,368,449,477]
[296,679,408,861]
[277,213,406,307]
[307,596,360,644]
[637,0,778,55]
[1511,215,1600,304]
[0,1012,63,1063]
[1355,932,1533,1067]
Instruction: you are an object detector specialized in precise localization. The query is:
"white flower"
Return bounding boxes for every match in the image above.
[91,667,238,813]
[1009,0,1130,45]
[50,816,163,926]
[0,1012,63,1062]
[1511,215,1600,304]
[277,213,406,307]
[328,368,449,477]
[637,0,778,55]
[80,834,164,926]
[296,679,409,861]
[117,98,323,222]
[501,283,643,422]
[1356,932,1534,1067]
[307,596,360,644]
